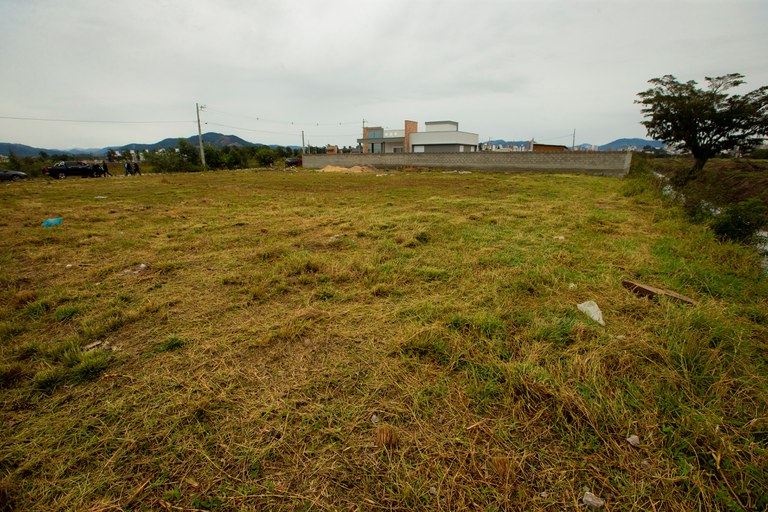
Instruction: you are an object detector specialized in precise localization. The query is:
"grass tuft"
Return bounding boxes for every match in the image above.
[31,366,68,393]
[154,336,185,353]
[53,305,81,322]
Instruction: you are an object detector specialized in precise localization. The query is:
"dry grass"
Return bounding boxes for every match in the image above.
[0,168,766,511]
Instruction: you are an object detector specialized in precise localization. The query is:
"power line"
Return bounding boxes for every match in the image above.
[203,107,359,127]
[206,121,358,138]
[0,115,192,124]
[205,121,304,136]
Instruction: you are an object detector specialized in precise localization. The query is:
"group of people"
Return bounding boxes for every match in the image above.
[124,161,141,176]
[91,161,112,177]
[89,161,142,177]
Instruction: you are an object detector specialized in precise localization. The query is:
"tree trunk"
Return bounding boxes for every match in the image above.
[674,156,707,187]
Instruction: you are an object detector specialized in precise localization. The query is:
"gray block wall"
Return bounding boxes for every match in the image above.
[302,152,632,177]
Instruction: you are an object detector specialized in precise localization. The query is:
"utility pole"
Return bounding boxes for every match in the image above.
[196,103,207,169]
[301,130,305,155]
[572,129,576,151]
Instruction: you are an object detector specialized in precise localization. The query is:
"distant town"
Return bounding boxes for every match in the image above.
[0,118,666,161]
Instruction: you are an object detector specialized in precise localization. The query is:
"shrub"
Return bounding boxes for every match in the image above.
[746,148,768,159]
[710,198,768,243]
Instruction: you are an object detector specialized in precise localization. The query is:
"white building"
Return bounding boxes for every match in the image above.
[359,120,478,153]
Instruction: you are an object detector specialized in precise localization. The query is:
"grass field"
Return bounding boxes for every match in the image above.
[1,168,766,511]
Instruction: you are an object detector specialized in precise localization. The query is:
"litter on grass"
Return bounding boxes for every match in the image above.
[577,301,605,326]
[41,217,62,227]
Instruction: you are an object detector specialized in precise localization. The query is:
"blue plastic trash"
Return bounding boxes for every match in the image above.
[41,218,62,227]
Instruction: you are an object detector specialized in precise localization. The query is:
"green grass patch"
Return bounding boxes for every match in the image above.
[154,336,185,353]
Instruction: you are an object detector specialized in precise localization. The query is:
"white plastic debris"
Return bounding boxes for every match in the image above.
[371,414,380,424]
[577,301,605,326]
[627,434,641,447]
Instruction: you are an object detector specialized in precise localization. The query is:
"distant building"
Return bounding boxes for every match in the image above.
[358,120,478,153]
[530,142,570,152]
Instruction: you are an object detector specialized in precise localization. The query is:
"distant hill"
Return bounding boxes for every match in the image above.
[484,138,664,151]
[0,133,299,158]
[110,133,264,153]
[598,138,664,151]
[0,142,80,158]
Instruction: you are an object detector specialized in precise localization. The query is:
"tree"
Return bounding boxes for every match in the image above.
[177,138,200,165]
[253,147,276,167]
[6,150,21,171]
[203,143,223,169]
[636,73,768,184]
[146,149,184,173]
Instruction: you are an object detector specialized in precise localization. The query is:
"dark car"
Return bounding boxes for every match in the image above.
[43,161,101,179]
[0,168,29,181]
[285,157,302,168]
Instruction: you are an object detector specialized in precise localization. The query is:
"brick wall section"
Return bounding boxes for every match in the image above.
[361,127,370,154]
[404,120,417,153]
[303,152,632,177]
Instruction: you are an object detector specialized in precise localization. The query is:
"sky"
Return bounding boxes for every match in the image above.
[1,0,767,150]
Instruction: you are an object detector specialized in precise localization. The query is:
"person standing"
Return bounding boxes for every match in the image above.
[102,161,112,177]
[133,161,141,176]
[124,162,131,176]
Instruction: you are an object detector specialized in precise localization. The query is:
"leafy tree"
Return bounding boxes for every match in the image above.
[636,73,768,185]
[204,144,223,169]
[146,149,184,173]
[253,147,276,167]
[177,138,200,165]
[223,146,248,169]
[7,150,22,171]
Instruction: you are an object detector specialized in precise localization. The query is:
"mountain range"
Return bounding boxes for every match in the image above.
[0,133,289,158]
[0,133,662,158]
[485,138,664,151]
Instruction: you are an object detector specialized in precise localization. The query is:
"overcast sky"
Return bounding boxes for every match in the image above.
[1,0,766,150]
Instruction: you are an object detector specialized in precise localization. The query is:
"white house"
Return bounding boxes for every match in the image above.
[358,120,478,153]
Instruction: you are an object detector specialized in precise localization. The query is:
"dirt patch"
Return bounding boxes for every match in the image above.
[320,165,376,174]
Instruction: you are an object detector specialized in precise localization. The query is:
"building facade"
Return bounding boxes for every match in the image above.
[359,120,478,153]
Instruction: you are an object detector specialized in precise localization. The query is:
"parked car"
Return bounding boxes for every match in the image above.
[0,168,29,181]
[43,161,101,179]
[285,157,302,168]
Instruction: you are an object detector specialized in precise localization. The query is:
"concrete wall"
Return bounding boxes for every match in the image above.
[302,151,632,177]
[425,121,459,132]
[410,130,479,149]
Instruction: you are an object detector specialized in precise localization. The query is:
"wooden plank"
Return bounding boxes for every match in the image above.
[622,279,696,305]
